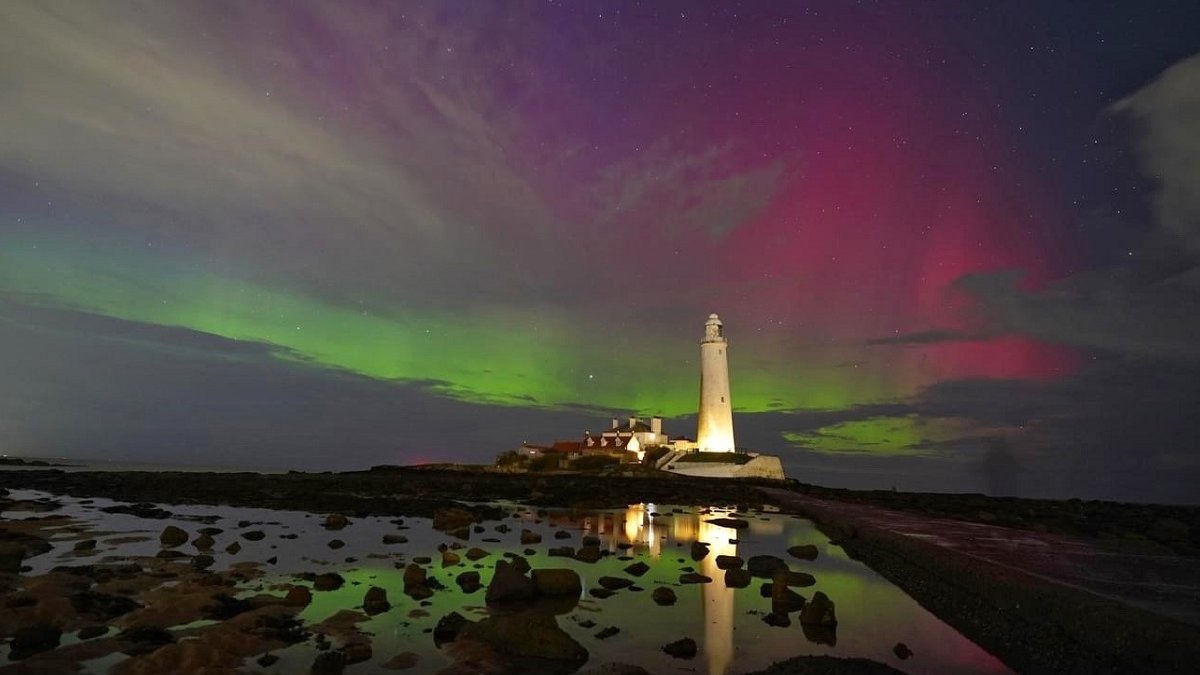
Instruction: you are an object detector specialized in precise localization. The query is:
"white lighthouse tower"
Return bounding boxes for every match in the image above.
[697,313,736,453]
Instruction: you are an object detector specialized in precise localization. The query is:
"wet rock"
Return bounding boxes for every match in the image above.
[311,650,346,674]
[442,550,461,567]
[652,587,677,606]
[623,561,650,577]
[802,622,838,646]
[690,541,711,561]
[800,591,838,626]
[382,534,408,545]
[531,568,582,596]
[434,508,477,533]
[715,554,743,570]
[285,586,313,607]
[465,547,489,561]
[328,539,345,550]
[510,555,531,574]
[662,637,697,659]
[554,530,572,539]
[520,529,542,545]
[156,549,187,559]
[0,541,26,573]
[381,651,419,670]
[787,544,819,560]
[203,593,254,620]
[770,572,808,613]
[225,541,241,554]
[413,556,432,564]
[458,609,589,663]
[782,570,816,587]
[575,545,602,563]
[364,586,390,615]
[73,538,97,552]
[9,623,63,660]
[582,535,601,547]
[101,503,173,519]
[241,530,265,541]
[747,554,789,578]
[343,642,372,665]
[595,626,620,640]
[763,612,792,627]
[403,564,432,599]
[324,513,350,530]
[706,517,750,529]
[549,546,575,557]
[313,572,345,591]
[117,625,176,655]
[70,590,140,620]
[589,587,616,599]
[257,653,280,667]
[894,642,913,659]
[485,559,537,604]
[160,525,189,547]
[456,571,482,593]
[598,576,633,590]
[191,554,214,571]
[680,572,712,584]
[434,611,470,646]
[724,568,751,588]
[192,533,215,550]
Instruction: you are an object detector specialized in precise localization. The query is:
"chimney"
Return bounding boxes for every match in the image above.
[628,415,637,429]
[651,416,662,435]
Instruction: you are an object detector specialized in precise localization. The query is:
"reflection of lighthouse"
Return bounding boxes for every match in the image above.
[698,518,736,675]
[697,314,736,452]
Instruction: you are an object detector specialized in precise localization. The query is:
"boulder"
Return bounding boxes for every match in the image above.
[485,559,537,604]
[465,547,490,561]
[715,555,743,570]
[324,513,350,530]
[159,525,189,547]
[662,637,697,659]
[598,576,633,590]
[456,571,482,593]
[787,544,819,560]
[442,550,461,567]
[459,609,589,663]
[651,587,677,606]
[313,572,345,591]
[192,533,215,550]
[724,569,751,588]
[747,554,789,578]
[285,586,312,607]
[575,545,602,563]
[403,563,427,587]
[531,568,582,596]
[363,586,390,615]
[623,561,650,577]
[799,591,837,626]
[690,541,710,561]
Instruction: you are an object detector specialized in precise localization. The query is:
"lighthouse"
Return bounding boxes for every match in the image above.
[697,313,736,453]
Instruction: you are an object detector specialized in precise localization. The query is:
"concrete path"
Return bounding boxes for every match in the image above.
[762,487,1200,627]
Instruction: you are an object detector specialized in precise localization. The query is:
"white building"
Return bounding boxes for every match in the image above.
[696,313,736,452]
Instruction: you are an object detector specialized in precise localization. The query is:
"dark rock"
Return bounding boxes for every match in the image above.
[204,593,253,620]
[257,653,280,667]
[532,568,582,596]
[442,550,461,567]
[101,503,173,519]
[578,663,651,675]
[623,561,650,576]
[0,541,26,573]
[706,517,750,529]
[10,624,63,660]
[364,586,390,615]
[433,611,470,646]
[343,642,372,665]
[724,568,751,588]
[193,533,215,550]
[159,525,188,547]
[598,576,634,590]
[117,625,175,655]
[715,554,743,570]
[324,513,349,530]
[595,626,620,640]
[800,591,837,626]
[382,534,408,544]
[285,586,312,607]
[241,530,266,541]
[313,572,345,591]
[787,544,819,560]
[311,650,346,674]
[589,587,616,599]
[690,541,710,560]
[554,530,572,539]
[456,571,482,593]
[381,651,419,670]
[747,554,788,578]
[770,572,807,613]
[77,625,109,640]
[763,612,791,627]
[70,591,139,620]
[328,539,345,550]
[549,546,575,557]
[652,587,677,605]
[433,507,476,533]
[465,547,489,561]
[413,556,432,564]
[225,541,241,554]
[458,609,589,662]
[662,637,697,659]
[894,642,913,659]
[73,539,97,552]
[520,529,542,545]
[156,549,186,559]
[576,545,602,563]
[582,535,601,547]
[191,554,214,571]
[486,559,537,604]
[680,572,712,584]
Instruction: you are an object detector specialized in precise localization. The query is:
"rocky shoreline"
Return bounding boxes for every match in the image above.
[3,467,1199,674]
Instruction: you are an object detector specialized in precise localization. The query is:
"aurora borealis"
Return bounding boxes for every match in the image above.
[2,1,1199,502]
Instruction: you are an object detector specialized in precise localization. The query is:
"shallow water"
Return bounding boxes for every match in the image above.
[2,490,1011,674]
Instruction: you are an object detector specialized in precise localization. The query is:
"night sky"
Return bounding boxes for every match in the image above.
[2,1,1198,503]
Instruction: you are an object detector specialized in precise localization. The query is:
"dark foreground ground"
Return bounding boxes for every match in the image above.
[3,466,1200,674]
